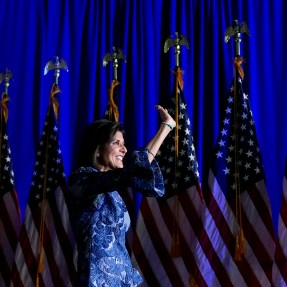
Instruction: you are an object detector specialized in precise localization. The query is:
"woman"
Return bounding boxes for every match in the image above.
[67,105,175,287]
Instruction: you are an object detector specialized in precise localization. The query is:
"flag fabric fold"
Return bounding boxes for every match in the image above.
[200,58,276,286]
[273,159,287,286]
[0,94,21,287]
[10,84,77,287]
[131,67,205,287]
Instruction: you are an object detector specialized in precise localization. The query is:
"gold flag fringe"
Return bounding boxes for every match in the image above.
[188,274,199,287]
[234,235,241,261]
[36,239,45,286]
[234,57,245,80]
[108,80,120,122]
[170,225,181,257]
[239,226,246,254]
[1,93,10,122]
[170,67,184,257]
[233,57,245,261]
[50,83,61,120]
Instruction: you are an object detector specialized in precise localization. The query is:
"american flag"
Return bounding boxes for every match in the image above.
[272,159,287,286]
[10,85,77,287]
[0,94,21,287]
[131,67,205,286]
[201,58,276,286]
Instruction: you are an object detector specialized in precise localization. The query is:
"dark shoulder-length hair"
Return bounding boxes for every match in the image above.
[76,119,125,167]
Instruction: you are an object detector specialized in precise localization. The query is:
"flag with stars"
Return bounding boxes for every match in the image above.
[272,159,287,286]
[11,84,77,287]
[131,67,206,287]
[0,94,21,287]
[201,58,276,286]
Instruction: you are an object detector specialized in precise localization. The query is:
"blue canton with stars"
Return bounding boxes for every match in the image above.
[28,105,66,208]
[210,74,265,199]
[0,113,15,194]
[156,84,200,198]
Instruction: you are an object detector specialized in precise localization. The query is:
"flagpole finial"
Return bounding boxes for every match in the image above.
[103,47,127,81]
[44,56,69,85]
[225,20,250,57]
[0,68,13,95]
[164,32,189,67]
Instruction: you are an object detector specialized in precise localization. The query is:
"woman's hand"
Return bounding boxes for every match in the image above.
[155,105,176,130]
[145,105,176,163]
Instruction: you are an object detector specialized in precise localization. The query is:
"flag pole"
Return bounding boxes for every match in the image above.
[35,57,68,287]
[103,47,126,122]
[103,46,126,81]
[164,32,189,257]
[225,19,250,261]
[44,56,69,85]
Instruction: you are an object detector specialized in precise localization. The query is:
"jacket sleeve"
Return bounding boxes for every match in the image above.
[68,149,165,199]
[126,148,165,197]
[68,167,129,198]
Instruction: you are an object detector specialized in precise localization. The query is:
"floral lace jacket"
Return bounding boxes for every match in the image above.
[67,149,165,287]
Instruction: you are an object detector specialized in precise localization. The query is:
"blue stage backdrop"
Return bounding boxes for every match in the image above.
[0,0,286,232]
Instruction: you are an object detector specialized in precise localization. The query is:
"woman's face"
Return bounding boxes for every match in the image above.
[95,131,127,171]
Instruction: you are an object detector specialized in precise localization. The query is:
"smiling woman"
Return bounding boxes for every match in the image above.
[66,106,175,287]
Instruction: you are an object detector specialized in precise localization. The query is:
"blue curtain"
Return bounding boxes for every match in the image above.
[0,0,286,231]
